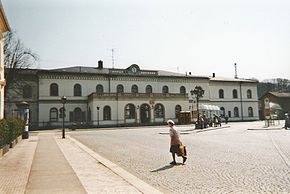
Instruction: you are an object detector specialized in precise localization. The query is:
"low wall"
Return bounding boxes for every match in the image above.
[0,135,22,158]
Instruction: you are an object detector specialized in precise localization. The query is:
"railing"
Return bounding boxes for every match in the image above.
[29,119,173,130]
[91,92,187,99]
[109,69,157,76]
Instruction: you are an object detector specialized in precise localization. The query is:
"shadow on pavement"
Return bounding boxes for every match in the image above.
[150,163,183,172]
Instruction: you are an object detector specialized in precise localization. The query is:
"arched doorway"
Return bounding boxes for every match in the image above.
[140,104,151,124]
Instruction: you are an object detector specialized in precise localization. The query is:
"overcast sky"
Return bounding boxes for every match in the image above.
[2,0,290,81]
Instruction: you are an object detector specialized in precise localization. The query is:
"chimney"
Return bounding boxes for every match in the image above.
[98,60,103,69]
[212,73,215,78]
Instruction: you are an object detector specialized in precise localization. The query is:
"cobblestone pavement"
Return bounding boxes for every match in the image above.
[70,121,290,194]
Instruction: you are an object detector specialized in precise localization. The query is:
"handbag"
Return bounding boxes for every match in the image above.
[178,143,187,156]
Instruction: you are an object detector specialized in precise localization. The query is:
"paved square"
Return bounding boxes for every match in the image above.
[70,121,290,193]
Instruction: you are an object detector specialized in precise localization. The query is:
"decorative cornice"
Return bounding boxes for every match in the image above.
[39,74,109,81]
[38,73,196,83]
[0,3,10,32]
[89,92,188,101]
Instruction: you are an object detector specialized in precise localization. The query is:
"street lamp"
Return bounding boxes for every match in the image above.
[61,96,67,138]
[190,86,205,127]
[97,106,100,126]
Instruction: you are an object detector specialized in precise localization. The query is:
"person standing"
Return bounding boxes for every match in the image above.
[225,115,229,124]
[284,113,289,130]
[167,120,187,165]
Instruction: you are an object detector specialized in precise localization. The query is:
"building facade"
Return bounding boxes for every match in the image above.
[209,77,259,121]
[259,92,290,120]
[5,63,259,129]
[4,69,39,128]
[0,2,10,119]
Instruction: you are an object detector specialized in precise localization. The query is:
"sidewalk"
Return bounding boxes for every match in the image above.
[0,132,162,194]
[0,135,37,194]
[25,134,86,194]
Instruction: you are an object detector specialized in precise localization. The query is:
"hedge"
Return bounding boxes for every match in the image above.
[0,118,24,148]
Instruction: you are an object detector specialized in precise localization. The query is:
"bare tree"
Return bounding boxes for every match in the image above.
[4,31,38,97]
[258,78,290,98]
[276,78,289,92]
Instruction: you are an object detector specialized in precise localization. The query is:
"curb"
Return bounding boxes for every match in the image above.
[270,136,290,168]
[159,125,230,135]
[248,127,284,130]
[68,135,163,194]
[195,125,230,133]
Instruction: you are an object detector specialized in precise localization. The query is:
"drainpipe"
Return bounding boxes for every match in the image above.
[239,81,244,121]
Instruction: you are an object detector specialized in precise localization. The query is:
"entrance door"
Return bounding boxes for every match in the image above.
[140,104,151,124]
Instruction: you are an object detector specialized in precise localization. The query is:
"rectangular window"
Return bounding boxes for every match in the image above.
[69,112,73,122]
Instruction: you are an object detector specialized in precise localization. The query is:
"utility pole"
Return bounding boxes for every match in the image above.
[234,63,238,79]
[111,48,115,69]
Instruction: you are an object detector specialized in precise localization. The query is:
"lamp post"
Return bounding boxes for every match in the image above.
[61,96,67,138]
[97,106,100,126]
[190,86,205,128]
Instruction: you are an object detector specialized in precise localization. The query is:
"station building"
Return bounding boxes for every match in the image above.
[5,62,259,129]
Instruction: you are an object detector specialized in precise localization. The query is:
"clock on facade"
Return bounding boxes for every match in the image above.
[131,66,137,73]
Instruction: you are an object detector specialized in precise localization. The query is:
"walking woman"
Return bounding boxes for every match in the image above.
[167,120,187,165]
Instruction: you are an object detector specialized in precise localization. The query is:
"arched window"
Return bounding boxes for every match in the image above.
[154,103,165,118]
[103,106,111,120]
[131,85,138,93]
[117,84,124,93]
[50,83,59,96]
[219,89,224,98]
[125,104,136,119]
[96,84,104,94]
[59,107,65,118]
[49,108,58,122]
[180,86,186,94]
[69,108,85,122]
[247,89,252,99]
[220,107,225,117]
[74,84,82,96]
[248,107,253,117]
[234,107,239,117]
[162,86,169,94]
[175,105,182,118]
[74,107,82,122]
[233,89,238,99]
[23,85,32,98]
[146,85,152,93]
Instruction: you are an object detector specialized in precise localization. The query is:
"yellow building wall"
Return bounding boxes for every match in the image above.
[0,3,10,119]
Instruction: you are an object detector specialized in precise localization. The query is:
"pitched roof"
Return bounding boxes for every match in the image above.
[43,66,209,79]
[49,66,110,74]
[210,76,258,83]
[8,65,257,83]
[269,92,290,98]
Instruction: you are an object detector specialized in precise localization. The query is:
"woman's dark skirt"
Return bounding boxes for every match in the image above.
[170,144,180,153]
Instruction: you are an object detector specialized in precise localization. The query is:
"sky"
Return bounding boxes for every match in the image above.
[2,0,290,81]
